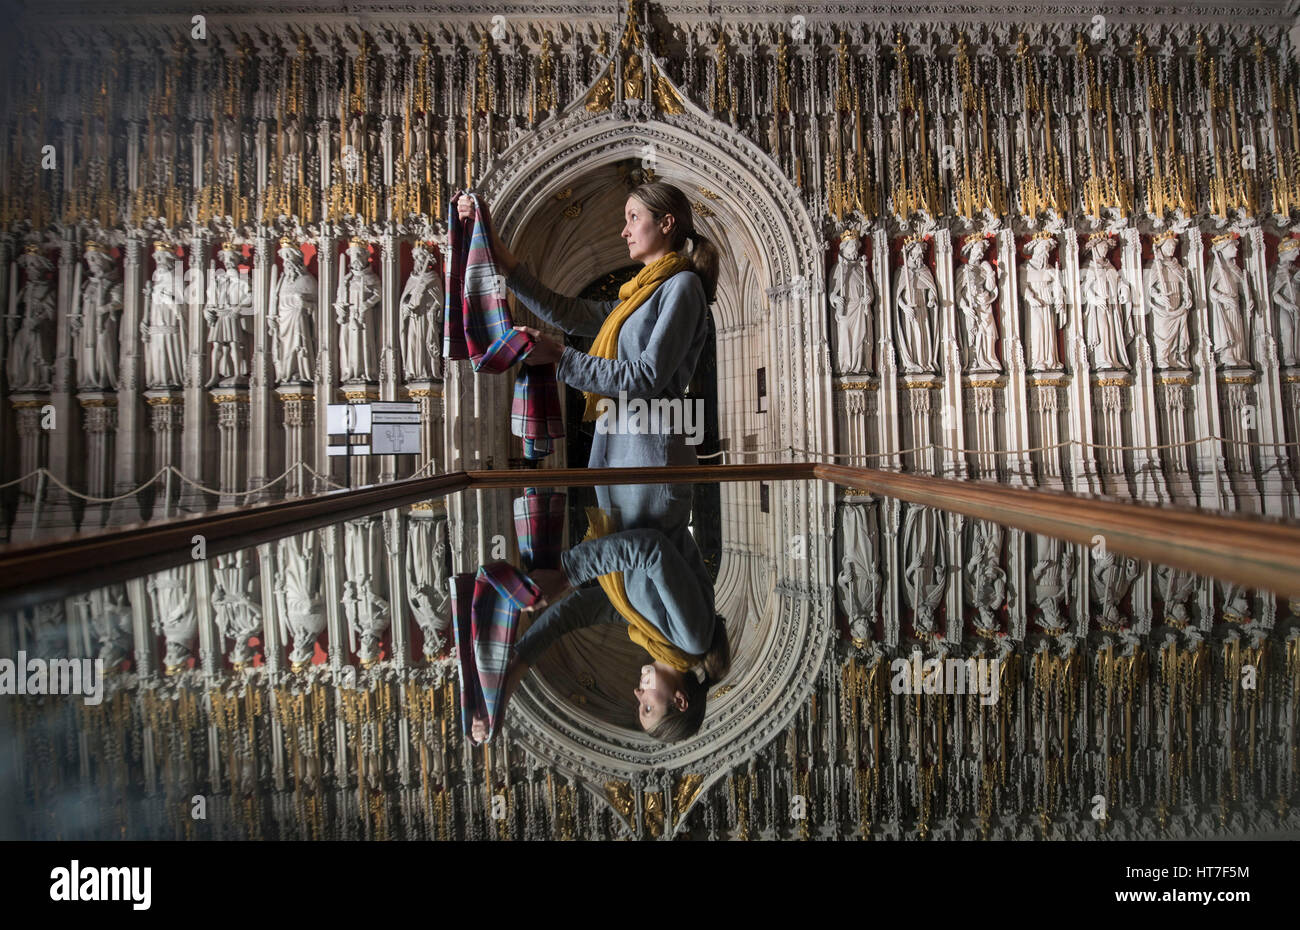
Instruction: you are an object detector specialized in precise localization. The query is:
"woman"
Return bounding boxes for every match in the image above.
[472,496,731,744]
[456,180,720,468]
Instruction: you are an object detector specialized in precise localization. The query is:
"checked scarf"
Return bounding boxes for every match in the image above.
[450,487,568,741]
[443,191,564,459]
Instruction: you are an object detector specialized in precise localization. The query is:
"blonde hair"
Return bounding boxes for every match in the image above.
[627,180,720,304]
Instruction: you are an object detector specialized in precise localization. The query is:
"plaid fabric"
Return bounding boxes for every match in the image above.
[513,488,567,571]
[444,191,564,459]
[450,562,542,742]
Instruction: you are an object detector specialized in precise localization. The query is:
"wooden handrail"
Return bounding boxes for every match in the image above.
[2,462,1297,611]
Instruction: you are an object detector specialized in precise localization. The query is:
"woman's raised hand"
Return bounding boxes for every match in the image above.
[456,193,478,221]
[514,325,565,366]
[529,568,572,610]
[470,713,489,745]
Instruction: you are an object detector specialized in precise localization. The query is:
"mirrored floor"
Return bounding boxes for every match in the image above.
[1,476,1297,840]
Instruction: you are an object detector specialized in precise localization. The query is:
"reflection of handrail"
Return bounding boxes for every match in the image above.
[815,464,1300,600]
[2,462,1298,611]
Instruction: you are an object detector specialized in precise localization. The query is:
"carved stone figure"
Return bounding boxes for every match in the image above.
[90,583,133,667]
[836,504,879,643]
[1144,231,1192,369]
[1271,238,1299,367]
[335,239,380,382]
[148,565,195,673]
[1208,233,1252,368]
[269,239,318,384]
[957,234,1001,372]
[211,551,262,666]
[830,231,874,375]
[6,247,56,392]
[1220,581,1251,622]
[1155,564,1198,626]
[141,244,187,389]
[894,237,940,374]
[965,522,1006,631]
[72,243,123,391]
[406,517,450,658]
[344,518,389,664]
[1022,234,1066,370]
[204,244,254,387]
[400,242,443,380]
[1091,550,1139,628]
[275,531,325,669]
[902,505,947,635]
[1032,540,1074,632]
[1081,233,1133,370]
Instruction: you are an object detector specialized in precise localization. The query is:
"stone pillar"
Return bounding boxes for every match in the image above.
[247,235,277,503]
[144,391,184,517]
[1243,225,1294,515]
[873,230,900,471]
[1185,227,1230,509]
[833,379,877,463]
[1154,373,1197,504]
[44,236,81,534]
[997,229,1033,486]
[1062,233,1100,493]
[406,383,443,475]
[933,229,967,479]
[0,237,13,535]
[77,394,117,529]
[1123,228,1166,503]
[1027,375,1067,488]
[315,235,337,492]
[180,232,214,513]
[379,233,401,483]
[277,388,314,497]
[109,237,148,526]
[9,398,49,535]
[963,377,1003,480]
[211,391,250,507]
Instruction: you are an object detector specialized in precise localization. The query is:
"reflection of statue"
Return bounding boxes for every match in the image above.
[1081,234,1132,370]
[1156,564,1198,626]
[91,584,134,667]
[1220,581,1251,622]
[1032,541,1074,632]
[406,517,451,658]
[204,244,254,387]
[830,232,874,374]
[836,504,879,642]
[1022,234,1066,370]
[1270,238,1299,367]
[1145,231,1192,369]
[142,244,188,389]
[335,239,380,382]
[964,523,1006,631]
[344,518,390,664]
[6,248,56,391]
[269,239,318,384]
[1091,550,1139,628]
[1208,234,1252,368]
[212,551,262,666]
[957,235,1000,372]
[400,242,443,380]
[148,565,195,672]
[72,243,123,390]
[902,506,947,634]
[894,238,940,374]
[275,532,325,669]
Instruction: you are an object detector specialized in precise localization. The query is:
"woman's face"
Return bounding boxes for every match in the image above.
[623,196,673,266]
[633,662,686,731]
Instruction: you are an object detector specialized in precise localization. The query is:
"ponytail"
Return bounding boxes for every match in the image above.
[647,614,731,744]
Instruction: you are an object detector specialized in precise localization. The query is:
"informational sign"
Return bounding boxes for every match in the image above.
[326,402,421,458]
[372,423,422,454]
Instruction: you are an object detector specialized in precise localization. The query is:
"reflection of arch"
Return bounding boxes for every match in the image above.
[464,81,832,788]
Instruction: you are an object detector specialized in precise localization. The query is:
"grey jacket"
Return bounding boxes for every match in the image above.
[514,526,716,665]
[505,261,709,467]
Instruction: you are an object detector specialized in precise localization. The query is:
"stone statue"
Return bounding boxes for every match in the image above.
[1270,238,1299,367]
[829,231,874,375]
[90,583,134,667]
[6,247,56,392]
[624,52,645,99]
[71,242,123,391]
[1081,233,1133,370]
[1091,549,1139,628]
[836,504,879,643]
[400,241,443,380]
[406,517,451,658]
[148,565,196,673]
[894,237,940,374]
[1022,234,1066,371]
[269,239,318,384]
[1031,540,1074,633]
[1155,564,1198,626]
[141,244,187,389]
[957,234,1001,372]
[1220,581,1251,622]
[275,531,325,669]
[1144,231,1193,369]
[204,244,254,387]
[902,505,947,636]
[344,518,389,665]
[335,239,380,382]
[1208,233,1253,368]
[211,551,262,667]
[965,523,1007,631]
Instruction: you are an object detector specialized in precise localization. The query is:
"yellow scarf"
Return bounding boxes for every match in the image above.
[582,506,699,672]
[580,252,692,421]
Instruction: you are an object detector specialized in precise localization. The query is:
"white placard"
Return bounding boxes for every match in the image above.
[372,424,422,455]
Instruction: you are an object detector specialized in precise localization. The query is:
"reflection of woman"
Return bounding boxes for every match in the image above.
[457,181,721,467]
[475,483,730,744]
